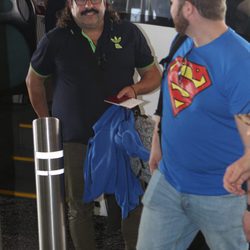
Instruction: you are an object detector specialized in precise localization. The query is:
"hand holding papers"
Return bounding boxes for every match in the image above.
[104,95,144,109]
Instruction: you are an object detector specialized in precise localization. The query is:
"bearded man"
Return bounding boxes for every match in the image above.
[137,0,250,249]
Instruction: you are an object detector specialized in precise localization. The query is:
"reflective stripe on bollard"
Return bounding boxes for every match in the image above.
[33,117,67,250]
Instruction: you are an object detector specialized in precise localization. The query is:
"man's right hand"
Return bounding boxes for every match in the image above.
[223,152,250,195]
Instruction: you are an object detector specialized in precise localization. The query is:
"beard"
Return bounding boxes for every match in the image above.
[173,7,189,35]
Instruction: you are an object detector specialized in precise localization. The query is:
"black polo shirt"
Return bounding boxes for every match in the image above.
[31,13,154,144]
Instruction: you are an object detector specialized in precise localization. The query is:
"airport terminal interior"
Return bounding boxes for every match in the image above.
[0,0,249,249]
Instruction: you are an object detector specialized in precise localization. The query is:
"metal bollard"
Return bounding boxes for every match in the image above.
[32,117,66,250]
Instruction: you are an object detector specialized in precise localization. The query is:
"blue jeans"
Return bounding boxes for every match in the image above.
[137,170,248,250]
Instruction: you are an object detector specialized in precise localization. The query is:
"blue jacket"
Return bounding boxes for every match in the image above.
[83,105,149,218]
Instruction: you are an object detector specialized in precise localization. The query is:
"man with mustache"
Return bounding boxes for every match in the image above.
[25,0,161,249]
[137,0,250,249]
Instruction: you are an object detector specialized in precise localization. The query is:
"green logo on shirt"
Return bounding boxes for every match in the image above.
[111,36,123,49]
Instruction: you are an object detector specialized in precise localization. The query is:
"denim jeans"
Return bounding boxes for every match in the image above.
[137,170,248,250]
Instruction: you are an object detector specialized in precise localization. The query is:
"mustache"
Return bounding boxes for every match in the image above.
[80,8,99,15]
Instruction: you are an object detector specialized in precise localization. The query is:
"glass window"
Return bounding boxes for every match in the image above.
[111,0,250,41]
[111,0,174,27]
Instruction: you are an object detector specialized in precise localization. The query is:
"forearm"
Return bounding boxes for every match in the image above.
[152,115,161,139]
[223,116,250,193]
[133,64,161,96]
[149,115,162,172]
[26,68,50,118]
[151,127,161,153]
[28,85,49,117]
[235,115,250,150]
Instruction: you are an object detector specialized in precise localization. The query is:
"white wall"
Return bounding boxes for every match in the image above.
[135,23,177,116]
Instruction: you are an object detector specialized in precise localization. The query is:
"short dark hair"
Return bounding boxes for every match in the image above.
[181,0,227,20]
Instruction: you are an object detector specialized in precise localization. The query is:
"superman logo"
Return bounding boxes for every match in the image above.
[168,56,211,116]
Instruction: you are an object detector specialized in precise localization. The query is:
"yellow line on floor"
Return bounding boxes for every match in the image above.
[13,156,34,162]
[0,189,36,199]
[19,123,32,129]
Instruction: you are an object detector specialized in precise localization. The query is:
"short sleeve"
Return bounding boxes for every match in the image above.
[133,25,154,69]
[226,57,250,115]
[30,33,56,77]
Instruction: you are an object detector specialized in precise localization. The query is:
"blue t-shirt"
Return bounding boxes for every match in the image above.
[159,28,250,195]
